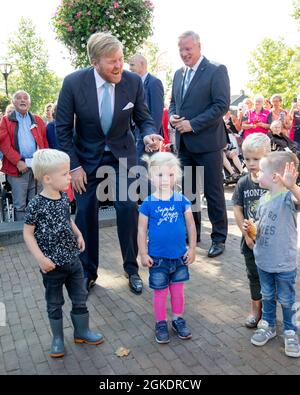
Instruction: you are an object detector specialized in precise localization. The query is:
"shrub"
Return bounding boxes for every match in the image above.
[52,0,154,68]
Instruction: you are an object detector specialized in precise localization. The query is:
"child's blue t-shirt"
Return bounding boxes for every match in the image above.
[139,192,191,259]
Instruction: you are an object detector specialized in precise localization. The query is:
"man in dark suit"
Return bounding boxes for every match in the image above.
[169,31,230,258]
[56,32,161,294]
[129,54,164,159]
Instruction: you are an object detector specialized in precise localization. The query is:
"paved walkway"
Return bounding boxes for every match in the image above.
[1,189,300,375]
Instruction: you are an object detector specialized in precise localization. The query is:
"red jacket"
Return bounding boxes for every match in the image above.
[0,111,48,176]
[162,107,170,145]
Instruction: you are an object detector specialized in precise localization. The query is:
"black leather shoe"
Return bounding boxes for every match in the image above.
[128,274,143,294]
[207,242,225,258]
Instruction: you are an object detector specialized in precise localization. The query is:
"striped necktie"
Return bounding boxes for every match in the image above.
[182,68,193,99]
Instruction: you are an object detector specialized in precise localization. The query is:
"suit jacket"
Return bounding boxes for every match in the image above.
[169,57,230,154]
[56,67,155,174]
[143,73,164,135]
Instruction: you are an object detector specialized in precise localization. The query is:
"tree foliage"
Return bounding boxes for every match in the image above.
[247,37,300,107]
[0,93,11,113]
[7,18,61,115]
[139,39,159,74]
[292,0,300,29]
[52,0,154,68]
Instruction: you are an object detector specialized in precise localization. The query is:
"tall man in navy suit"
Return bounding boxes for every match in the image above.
[129,54,164,159]
[169,31,230,258]
[56,32,162,294]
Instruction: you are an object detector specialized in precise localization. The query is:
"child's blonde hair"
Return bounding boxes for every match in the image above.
[242,133,271,155]
[32,149,70,181]
[142,152,182,181]
[270,120,282,133]
[261,151,299,175]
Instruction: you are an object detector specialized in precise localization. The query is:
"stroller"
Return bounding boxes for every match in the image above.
[223,132,246,186]
[0,174,14,222]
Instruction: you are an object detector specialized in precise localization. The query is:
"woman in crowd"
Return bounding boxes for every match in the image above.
[267,94,290,136]
[242,95,270,139]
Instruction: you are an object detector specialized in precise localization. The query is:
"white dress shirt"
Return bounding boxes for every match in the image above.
[94,68,115,117]
[141,72,149,84]
[185,55,204,84]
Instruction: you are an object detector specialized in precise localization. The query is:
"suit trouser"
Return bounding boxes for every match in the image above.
[7,169,41,221]
[75,153,139,279]
[178,142,228,243]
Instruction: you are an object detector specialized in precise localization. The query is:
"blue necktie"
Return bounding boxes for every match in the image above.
[101,82,113,134]
[182,68,193,98]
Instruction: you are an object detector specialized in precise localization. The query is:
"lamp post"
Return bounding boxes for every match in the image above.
[0,63,12,97]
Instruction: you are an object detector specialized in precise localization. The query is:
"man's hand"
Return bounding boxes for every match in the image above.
[143,134,163,153]
[16,160,28,174]
[176,119,193,134]
[71,167,87,194]
[38,256,56,274]
[170,114,185,127]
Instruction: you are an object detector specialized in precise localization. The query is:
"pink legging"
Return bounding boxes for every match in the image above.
[153,283,185,321]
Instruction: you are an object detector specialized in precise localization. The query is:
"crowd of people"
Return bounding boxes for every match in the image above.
[0,30,299,360]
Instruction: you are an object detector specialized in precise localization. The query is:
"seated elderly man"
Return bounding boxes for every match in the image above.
[0,91,48,221]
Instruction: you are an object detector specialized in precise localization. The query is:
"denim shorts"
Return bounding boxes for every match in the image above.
[149,256,189,290]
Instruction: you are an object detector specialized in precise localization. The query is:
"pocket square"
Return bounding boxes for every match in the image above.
[122,102,134,110]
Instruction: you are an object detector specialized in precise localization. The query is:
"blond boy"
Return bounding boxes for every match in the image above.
[232,133,271,328]
[23,149,103,358]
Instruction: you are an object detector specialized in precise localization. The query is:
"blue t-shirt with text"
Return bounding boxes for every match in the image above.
[139,192,191,259]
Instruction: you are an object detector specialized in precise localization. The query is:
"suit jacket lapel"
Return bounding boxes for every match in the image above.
[81,70,131,136]
[82,68,102,131]
[177,68,185,108]
[109,78,128,135]
[181,57,209,103]
[143,73,151,90]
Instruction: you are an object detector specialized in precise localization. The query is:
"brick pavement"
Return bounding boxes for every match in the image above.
[1,189,300,375]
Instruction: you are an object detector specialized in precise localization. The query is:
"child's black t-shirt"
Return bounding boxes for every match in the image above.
[232,174,266,256]
[24,192,79,266]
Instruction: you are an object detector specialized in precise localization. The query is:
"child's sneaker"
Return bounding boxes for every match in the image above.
[284,330,300,358]
[155,320,170,344]
[172,317,192,340]
[251,320,276,346]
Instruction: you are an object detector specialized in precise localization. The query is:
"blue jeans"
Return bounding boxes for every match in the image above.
[258,268,297,331]
[41,257,88,319]
[149,257,189,290]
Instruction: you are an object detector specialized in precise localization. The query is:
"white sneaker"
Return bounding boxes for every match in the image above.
[284,330,300,358]
[251,320,276,346]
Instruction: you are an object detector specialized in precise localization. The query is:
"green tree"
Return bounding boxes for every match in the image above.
[292,0,300,29]
[0,93,10,113]
[139,39,159,74]
[165,68,174,96]
[7,17,61,115]
[247,37,300,107]
[52,0,154,68]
